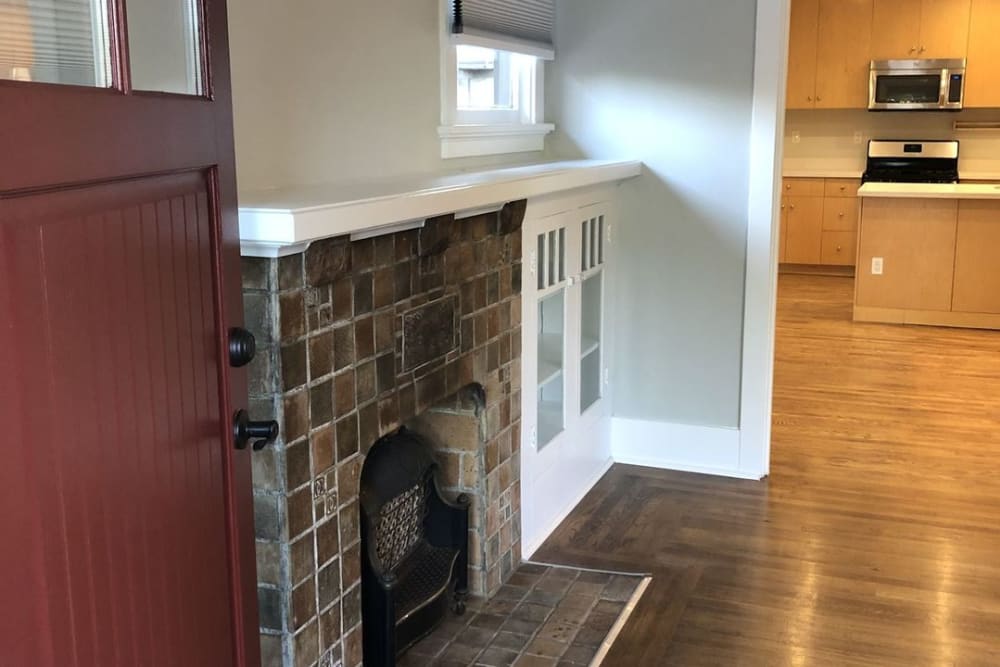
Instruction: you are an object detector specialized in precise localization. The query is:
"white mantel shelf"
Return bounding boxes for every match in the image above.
[858,182,1000,199]
[238,159,643,257]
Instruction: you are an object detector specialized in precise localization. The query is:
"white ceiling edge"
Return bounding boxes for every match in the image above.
[237,159,642,257]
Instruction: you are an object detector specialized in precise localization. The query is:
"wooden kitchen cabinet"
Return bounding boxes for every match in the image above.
[871,0,971,59]
[965,0,1000,107]
[788,0,873,109]
[855,198,958,311]
[787,0,821,109]
[780,178,860,269]
[815,0,875,108]
[952,200,1000,313]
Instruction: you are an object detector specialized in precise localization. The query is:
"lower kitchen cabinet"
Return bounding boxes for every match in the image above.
[780,177,860,269]
[953,200,1000,313]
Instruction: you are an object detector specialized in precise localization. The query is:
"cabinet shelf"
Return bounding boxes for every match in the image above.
[538,364,563,387]
[538,333,564,383]
[538,400,563,446]
[581,337,600,358]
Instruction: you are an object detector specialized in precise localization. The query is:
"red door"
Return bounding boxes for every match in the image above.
[0,1,260,665]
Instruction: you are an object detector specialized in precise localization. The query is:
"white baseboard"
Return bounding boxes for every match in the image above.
[611,417,764,480]
[521,456,614,559]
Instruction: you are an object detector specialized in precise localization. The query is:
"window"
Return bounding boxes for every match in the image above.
[439,1,555,159]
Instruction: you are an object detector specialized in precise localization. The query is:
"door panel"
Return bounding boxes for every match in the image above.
[816,0,874,108]
[0,0,259,663]
[2,173,233,666]
[920,0,971,57]
[953,201,1000,313]
[787,0,820,109]
[872,0,922,58]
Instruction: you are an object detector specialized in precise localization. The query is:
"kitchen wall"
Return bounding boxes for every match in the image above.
[785,109,1000,177]
[545,0,757,428]
[227,0,542,193]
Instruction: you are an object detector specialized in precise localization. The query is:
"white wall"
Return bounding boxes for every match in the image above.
[227,0,542,193]
[546,0,758,428]
[784,109,1000,176]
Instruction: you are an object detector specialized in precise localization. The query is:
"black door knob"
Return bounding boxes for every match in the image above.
[228,327,256,367]
[233,409,279,451]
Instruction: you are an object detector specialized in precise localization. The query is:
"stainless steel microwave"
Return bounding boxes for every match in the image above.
[868,59,966,111]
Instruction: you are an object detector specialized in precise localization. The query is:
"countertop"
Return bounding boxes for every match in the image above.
[858,182,1000,199]
[238,159,642,257]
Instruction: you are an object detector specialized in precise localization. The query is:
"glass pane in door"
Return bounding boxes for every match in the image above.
[127,0,203,95]
[0,0,112,87]
[580,271,602,412]
[537,288,565,449]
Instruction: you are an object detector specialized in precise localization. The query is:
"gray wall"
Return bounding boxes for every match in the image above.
[228,0,542,192]
[547,0,757,427]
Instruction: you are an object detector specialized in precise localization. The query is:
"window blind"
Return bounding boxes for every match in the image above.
[0,0,109,85]
[451,0,555,59]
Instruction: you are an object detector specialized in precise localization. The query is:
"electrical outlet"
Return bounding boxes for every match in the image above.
[871,257,884,275]
[791,130,801,144]
[854,131,864,144]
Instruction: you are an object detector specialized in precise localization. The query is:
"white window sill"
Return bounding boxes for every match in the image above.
[438,123,555,159]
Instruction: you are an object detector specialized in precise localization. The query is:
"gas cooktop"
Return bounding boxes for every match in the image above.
[861,140,959,184]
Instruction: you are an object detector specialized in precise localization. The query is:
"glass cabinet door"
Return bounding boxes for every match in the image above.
[536,226,566,449]
[579,215,605,413]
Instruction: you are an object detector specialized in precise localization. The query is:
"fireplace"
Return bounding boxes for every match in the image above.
[241,202,525,667]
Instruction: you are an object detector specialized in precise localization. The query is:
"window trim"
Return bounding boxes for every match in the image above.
[439,4,554,159]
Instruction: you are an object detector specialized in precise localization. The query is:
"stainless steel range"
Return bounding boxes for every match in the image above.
[862,139,959,184]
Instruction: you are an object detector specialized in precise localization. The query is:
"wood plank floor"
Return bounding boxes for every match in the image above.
[535,274,1000,665]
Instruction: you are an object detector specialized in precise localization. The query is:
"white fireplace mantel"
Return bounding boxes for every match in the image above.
[237,159,643,257]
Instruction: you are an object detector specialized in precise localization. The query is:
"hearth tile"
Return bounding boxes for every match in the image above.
[457,624,498,648]
[241,257,270,290]
[257,586,282,631]
[536,618,579,645]
[499,333,511,367]
[315,514,339,566]
[336,455,362,503]
[309,425,334,476]
[499,266,512,301]
[335,412,358,461]
[319,602,341,650]
[512,655,556,667]
[283,390,309,445]
[289,531,315,585]
[357,402,379,453]
[534,578,572,597]
[338,504,360,555]
[355,361,375,405]
[279,291,306,342]
[549,606,589,628]
[471,612,506,632]
[592,599,625,616]
[395,229,417,261]
[317,559,340,610]
[251,444,281,492]
[352,273,373,316]
[341,584,362,629]
[581,611,617,634]
[373,311,394,354]
[397,381,415,422]
[511,263,522,295]
[373,235,395,267]
[512,603,552,624]
[333,369,356,416]
[279,254,304,290]
[328,280,351,324]
[286,440,311,491]
[293,619,320,667]
[487,272,500,306]
[350,238,374,272]
[375,353,395,396]
[343,626,362,667]
[333,324,355,371]
[291,576,316,630]
[379,395,399,434]
[255,540,280,586]
[460,318,474,354]
[488,341,500,372]
[474,312,488,348]
[244,293,272,349]
[309,380,333,428]
[280,340,307,391]
[259,633,283,667]
[306,238,351,287]
[569,625,604,648]
[287,486,314,538]
[253,494,281,541]
[491,631,530,653]
[352,316,373,362]
[567,581,604,599]
[307,331,333,380]
[373,267,394,309]
[499,200,526,235]
[494,583,529,602]
[601,575,637,602]
[476,646,519,667]
[558,643,596,664]
[524,635,566,658]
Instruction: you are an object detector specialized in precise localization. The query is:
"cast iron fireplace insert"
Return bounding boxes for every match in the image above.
[359,427,470,666]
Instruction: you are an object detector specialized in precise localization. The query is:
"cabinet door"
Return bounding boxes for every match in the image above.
[779,197,789,263]
[872,0,922,58]
[856,198,958,310]
[784,195,825,263]
[530,217,570,450]
[823,197,859,231]
[919,0,971,57]
[821,231,858,265]
[965,0,1000,107]
[787,0,821,109]
[816,0,875,108]
[577,213,607,416]
[952,201,1000,313]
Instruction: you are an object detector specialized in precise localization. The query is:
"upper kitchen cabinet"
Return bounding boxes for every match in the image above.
[815,0,875,108]
[871,0,971,59]
[966,0,1000,107]
[786,0,873,109]
[788,0,820,109]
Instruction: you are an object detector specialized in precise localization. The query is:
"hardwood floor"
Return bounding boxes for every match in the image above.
[535,274,1000,665]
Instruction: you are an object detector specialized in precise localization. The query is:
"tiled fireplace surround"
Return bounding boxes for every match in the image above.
[242,201,526,667]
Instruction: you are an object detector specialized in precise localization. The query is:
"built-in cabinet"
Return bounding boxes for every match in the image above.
[855,197,1000,327]
[780,178,859,267]
[871,0,971,59]
[786,0,1000,109]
